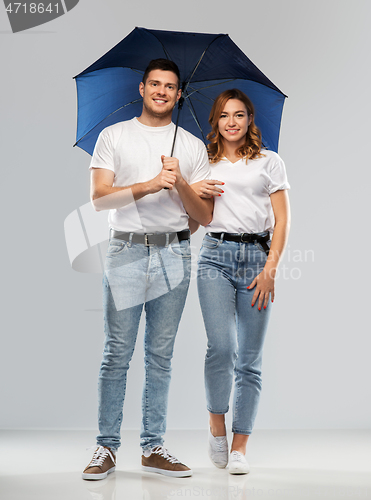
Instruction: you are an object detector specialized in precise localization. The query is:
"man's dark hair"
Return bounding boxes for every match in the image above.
[142,59,181,89]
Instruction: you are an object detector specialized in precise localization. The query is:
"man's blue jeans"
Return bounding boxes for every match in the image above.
[96,234,191,452]
[197,233,272,435]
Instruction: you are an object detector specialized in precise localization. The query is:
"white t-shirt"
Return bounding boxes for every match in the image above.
[205,150,290,234]
[90,118,210,233]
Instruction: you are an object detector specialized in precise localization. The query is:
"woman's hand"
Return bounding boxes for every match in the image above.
[248,269,276,310]
[248,189,290,311]
[191,179,224,198]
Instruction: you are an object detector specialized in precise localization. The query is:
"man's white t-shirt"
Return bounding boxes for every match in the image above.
[205,150,290,234]
[90,117,210,233]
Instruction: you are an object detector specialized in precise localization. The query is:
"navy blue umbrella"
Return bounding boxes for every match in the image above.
[74,27,287,156]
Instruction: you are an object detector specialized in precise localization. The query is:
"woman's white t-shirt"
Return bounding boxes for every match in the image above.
[205,150,290,234]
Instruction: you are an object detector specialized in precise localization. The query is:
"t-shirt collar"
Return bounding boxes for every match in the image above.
[133,117,175,132]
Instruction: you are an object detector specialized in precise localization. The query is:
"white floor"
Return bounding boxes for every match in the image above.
[0,430,370,500]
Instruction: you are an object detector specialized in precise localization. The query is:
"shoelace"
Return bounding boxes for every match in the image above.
[214,438,227,451]
[151,446,180,464]
[89,446,115,467]
[230,451,245,462]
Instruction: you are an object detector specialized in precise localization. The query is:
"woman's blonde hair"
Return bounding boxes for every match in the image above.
[207,89,264,164]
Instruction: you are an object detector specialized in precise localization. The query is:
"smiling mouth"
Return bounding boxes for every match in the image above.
[226,129,239,134]
[153,99,167,104]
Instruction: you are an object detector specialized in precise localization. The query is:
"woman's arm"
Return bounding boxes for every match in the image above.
[191,179,224,198]
[249,189,291,310]
[188,217,200,234]
[265,189,291,276]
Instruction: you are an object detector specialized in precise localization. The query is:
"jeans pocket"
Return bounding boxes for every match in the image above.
[107,238,129,256]
[168,240,191,258]
[202,234,221,249]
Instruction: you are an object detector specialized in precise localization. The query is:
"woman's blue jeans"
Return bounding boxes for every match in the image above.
[197,233,272,435]
[96,235,191,451]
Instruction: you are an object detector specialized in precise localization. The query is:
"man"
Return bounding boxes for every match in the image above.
[82,59,212,480]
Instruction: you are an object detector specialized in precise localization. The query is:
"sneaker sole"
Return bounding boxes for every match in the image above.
[141,465,192,477]
[229,467,250,475]
[208,455,228,469]
[82,466,116,480]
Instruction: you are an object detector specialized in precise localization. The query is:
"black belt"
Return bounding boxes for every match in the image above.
[111,229,190,247]
[207,232,271,255]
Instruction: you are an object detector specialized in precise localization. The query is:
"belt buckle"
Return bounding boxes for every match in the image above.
[241,233,251,243]
[144,233,154,246]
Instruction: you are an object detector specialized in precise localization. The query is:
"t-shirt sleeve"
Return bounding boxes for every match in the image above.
[89,129,115,173]
[268,155,290,194]
[189,141,211,184]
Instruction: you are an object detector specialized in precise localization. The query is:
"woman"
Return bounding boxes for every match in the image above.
[193,89,290,474]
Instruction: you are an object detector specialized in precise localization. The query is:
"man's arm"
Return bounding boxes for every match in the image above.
[176,180,213,227]
[161,156,213,226]
[90,167,177,211]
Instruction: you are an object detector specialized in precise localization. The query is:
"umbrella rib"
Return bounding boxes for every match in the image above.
[186,89,214,101]
[184,96,206,144]
[184,34,225,92]
[184,96,213,107]
[148,32,172,60]
[129,68,144,75]
[186,79,237,99]
[74,98,142,146]
[183,91,213,107]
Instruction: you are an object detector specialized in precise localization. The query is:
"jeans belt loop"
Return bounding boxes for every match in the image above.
[166,233,170,247]
[220,232,225,242]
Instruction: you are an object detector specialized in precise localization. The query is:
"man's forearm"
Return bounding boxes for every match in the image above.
[91,166,177,211]
[176,178,213,226]
[91,182,153,211]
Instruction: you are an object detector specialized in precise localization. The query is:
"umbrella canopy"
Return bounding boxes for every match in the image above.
[74,27,287,156]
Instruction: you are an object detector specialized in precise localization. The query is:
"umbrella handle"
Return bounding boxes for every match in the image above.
[164,96,184,189]
[170,95,184,156]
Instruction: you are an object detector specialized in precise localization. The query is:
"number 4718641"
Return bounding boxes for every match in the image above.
[5,3,59,14]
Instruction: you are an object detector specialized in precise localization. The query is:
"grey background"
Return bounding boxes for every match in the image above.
[0,0,369,431]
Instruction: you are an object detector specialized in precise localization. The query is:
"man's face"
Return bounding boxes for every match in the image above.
[139,70,181,119]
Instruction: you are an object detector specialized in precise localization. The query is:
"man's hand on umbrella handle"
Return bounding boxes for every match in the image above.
[147,167,176,193]
[161,155,184,186]
[191,179,224,198]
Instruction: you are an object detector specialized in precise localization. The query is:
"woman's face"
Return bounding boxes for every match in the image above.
[218,99,252,147]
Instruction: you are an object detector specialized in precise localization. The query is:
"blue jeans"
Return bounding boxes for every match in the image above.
[197,233,272,435]
[97,234,191,451]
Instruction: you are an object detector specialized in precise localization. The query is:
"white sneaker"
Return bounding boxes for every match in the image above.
[208,429,228,468]
[228,451,250,474]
